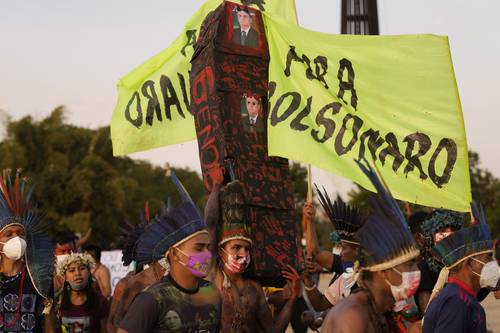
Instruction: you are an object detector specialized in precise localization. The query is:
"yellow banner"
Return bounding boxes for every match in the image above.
[111,0,297,156]
[263,15,471,212]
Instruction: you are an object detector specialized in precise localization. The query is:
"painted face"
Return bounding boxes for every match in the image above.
[384,258,421,301]
[246,96,261,118]
[221,239,252,274]
[223,239,251,258]
[165,310,182,330]
[237,11,252,30]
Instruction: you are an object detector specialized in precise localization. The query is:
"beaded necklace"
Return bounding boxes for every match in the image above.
[0,268,26,328]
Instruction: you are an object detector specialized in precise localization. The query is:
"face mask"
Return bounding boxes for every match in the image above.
[68,280,88,292]
[471,258,500,288]
[222,249,251,273]
[332,246,342,256]
[385,268,421,301]
[1,236,27,260]
[176,248,212,278]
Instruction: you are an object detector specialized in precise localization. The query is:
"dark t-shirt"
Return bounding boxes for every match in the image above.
[0,268,45,332]
[328,254,344,286]
[60,294,109,333]
[120,274,222,333]
[417,260,440,294]
[423,278,487,333]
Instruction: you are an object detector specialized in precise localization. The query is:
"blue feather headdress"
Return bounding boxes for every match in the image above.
[431,203,493,268]
[120,202,152,266]
[0,169,54,299]
[315,185,365,245]
[421,209,465,272]
[135,171,207,265]
[355,160,419,271]
[421,210,464,239]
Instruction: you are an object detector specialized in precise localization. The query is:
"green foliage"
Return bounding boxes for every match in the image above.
[469,152,500,237]
[347,151,500,238]
[289,161,309,208]
[0,107,205,247]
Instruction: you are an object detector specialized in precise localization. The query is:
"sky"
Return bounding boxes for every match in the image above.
[1,0,499,198]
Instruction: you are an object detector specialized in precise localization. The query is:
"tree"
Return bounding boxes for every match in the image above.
[0,107,205,247]
[469,151,500,237]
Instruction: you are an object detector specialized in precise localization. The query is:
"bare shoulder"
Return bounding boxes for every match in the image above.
[114,277,129,294]
[247,278,266,296]
[248,278,262,289]
[322,293,370,332]
[124,271,149,294]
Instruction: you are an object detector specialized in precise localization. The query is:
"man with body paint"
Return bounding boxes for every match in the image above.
[207,180,300,333]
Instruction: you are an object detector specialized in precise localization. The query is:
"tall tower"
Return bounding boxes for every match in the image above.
[341,0,379,35]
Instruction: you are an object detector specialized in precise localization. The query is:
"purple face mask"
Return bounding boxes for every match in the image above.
[176,248,212,278]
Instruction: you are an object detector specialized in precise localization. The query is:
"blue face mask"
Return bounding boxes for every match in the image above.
[342,261,354,271]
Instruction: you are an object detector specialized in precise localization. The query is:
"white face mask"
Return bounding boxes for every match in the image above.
[471,258,500,288]
[385,268,421,301]
[1,236,27,260]
[332,246,342,256]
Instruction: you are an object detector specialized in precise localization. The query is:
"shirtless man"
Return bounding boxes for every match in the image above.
[210,181,301,333]
[216,238,300,333]
[107,270,134,333]
[321,160,421,333]
[303,192,366,312]
[84,244,112,298]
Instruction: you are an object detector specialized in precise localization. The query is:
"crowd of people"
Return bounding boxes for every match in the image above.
[0,162,498,333]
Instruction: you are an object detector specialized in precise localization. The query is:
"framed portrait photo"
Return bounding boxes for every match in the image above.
[227,3,263,49]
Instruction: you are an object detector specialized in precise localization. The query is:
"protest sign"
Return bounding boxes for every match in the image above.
[101,250,135,293]
[111,0,297,156]
[264,15,471,211]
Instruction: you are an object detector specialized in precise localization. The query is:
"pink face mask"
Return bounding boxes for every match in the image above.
[222,249,251,274]
[386,268,421,301]
[176,248,212,278]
